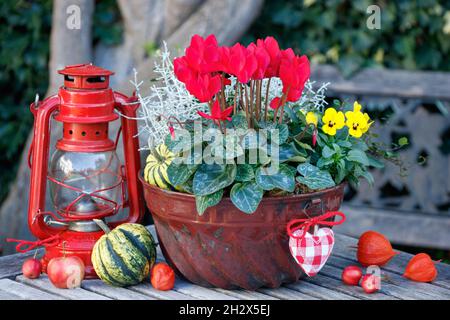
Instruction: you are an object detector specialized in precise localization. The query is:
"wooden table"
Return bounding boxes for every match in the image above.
[1,226,449,300]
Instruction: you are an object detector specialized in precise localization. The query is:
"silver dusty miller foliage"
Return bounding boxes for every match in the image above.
[263,77,329,113]
[131,43,329,150]
[130,43,208,150]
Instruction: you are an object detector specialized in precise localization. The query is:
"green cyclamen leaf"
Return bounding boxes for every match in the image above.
[192,163,237,196]
[255,164,296,192]
[231,111,248,130]
[235,164,255,182]
[296,163,336,190]
[167,162,196,186]
[230,182,264,214]
[164,131,191,153]
[195,189,224,215]
[278,143,304,162]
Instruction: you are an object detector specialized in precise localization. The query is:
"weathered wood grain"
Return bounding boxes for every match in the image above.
[173,278,238,300]
[329,255,450,300]
[337,205,450,250]
[321,263,441,300]
[131,282,196,300]
[0,251,34,279]
[302,270,396,300]
[81,280,155,300]
[258,287,318,300]
[215,288,279,300]
[0,279,62,300]
[16,275,110,300]
[285,280,357,300]
[0,289,22,300]
[1,226,449,300]
[334,233,450,289]
[313,64,450,101]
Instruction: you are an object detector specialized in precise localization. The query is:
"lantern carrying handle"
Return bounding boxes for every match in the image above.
[108,91,145,227]
[27,94,61,240]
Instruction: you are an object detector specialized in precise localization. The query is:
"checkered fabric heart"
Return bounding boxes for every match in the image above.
[289,227,335,277]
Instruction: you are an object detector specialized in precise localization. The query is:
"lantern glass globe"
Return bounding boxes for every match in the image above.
[48,150,122,217]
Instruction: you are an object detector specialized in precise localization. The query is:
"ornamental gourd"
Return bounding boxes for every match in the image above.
[91,220,157,287]
[144,144,175,190]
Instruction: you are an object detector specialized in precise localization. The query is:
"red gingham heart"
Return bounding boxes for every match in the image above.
[289,227,335,277]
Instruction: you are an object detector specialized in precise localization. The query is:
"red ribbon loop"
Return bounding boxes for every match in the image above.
[6,234,61,253]
[286,211,346,240]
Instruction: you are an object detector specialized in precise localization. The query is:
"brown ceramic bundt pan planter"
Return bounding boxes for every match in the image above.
[140,175,346,290]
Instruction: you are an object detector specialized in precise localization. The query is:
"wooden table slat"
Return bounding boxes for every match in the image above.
[302,270,396,300]
[1,225,449,300]
[258,287,318,300]
[285,279,358,300]
[130,282,196,300]
[173,278,238,300]
[0,279,62,300]
[319,264,436,300]
[0,289,22,300]
[81,280,155,300]
[327,255,450,300]
[0,251,34,279]
[215,288,279,300]
[334,234,450,290]
[16,275,111,300]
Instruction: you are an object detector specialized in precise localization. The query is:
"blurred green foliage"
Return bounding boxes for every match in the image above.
[246,0,450,76]
[93,0,123,46]
[0,0,52,202]
[0,0,122,204]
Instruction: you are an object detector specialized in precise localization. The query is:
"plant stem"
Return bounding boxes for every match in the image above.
[278,106,285,124]
[244,85,250,128]
[274,87,289,124]
[233,81,238,114]
[249,81,254,127]
[256,79,262,121]
[217,120,224,134]
[264,78,271,121]
[220,73,226,111]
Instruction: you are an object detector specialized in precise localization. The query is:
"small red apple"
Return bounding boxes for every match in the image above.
[361,274,380,294]
[341,265,362,286]
[47,256,85,289]
[22,258,42,279]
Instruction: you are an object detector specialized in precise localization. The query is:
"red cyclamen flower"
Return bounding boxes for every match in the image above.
[185,73,221,103]
[174,56,196,83]
[184,34,221,73]
[247,42,270,80]
[198,99,233,122]
[227,43,257,83]
[269,97,283,109]
[279,52,310,102]
[257,37,282,78]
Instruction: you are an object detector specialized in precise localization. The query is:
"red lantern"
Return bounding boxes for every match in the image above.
[25,64,144,278]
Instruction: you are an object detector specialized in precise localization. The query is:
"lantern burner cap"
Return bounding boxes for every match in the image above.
[58,63,114,90]
[58,63,114,77]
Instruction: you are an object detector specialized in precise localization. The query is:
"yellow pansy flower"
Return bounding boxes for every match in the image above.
[306,112,318,126]
[321,108,345,136]
[345,101,373,138]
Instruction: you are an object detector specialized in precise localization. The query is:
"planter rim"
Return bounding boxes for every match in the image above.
[139,173,346,203]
